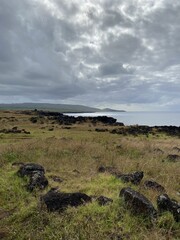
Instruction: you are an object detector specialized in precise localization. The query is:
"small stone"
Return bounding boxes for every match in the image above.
[144,180,165,192]
[50,175,64,183]
[97,196,113,206]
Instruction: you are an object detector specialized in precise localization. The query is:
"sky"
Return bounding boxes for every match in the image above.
[0,0,180,111]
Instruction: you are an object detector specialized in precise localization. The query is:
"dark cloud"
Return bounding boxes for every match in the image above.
[0,0,179,110]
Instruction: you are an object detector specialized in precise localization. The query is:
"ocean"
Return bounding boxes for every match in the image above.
[66,111,180,127]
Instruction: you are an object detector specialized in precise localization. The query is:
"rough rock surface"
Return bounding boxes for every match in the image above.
[0,127,30,134]
[28,171,48,191]
[118,171,144,185]
[41,189,92,212]
[17,163,45,177]
[17,163,48,191]
[30,110,118,126]
[98,166,143,185]
[120,187,157,218]
[157,194,180,222]
[144,180,165,192]
[96,196,113,206]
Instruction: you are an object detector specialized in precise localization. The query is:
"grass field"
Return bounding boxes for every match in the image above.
[0,110,179,240]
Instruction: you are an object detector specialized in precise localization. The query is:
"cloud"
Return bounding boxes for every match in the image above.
[0,0,180,110]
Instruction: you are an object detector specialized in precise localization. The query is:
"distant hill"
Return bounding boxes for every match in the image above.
[0,103,125,113]
[101,108,126,112]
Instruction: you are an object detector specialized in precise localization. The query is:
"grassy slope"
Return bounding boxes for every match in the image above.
[0,111,179,240]
[0,103,100,113]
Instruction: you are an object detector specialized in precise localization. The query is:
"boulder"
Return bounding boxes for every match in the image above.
[17,163,48,191]
[41,189,91,212]
[28,171,48,191]
[118,171,144,185]
[17,163,45,177]
[96,196,113,206]
[120,187,157,218]
[157,194,180,222]
[144,180,165,192]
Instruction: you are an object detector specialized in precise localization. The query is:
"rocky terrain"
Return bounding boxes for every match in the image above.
[0,110,179,240]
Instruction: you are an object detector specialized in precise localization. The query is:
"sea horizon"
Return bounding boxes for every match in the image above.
[66,111,180,127]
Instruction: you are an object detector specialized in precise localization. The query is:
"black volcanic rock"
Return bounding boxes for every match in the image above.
[41,189,91,212]
[98,166,143,185]
[157,194,180,222]
[118,171,144,185]
[120,187,157,218]
[96,196,113,206]
[110,125,180,137]
[32,110,118,126]
[17,163,48,191]
[28,171,48,191]
[17,163,45,177]
[144,180,165,192]
[0,127,30,134]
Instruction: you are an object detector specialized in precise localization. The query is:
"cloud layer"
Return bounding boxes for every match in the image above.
[0,0,180,110]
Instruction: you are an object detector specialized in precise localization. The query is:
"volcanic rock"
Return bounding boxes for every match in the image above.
[144,180,165,192]
[118,171,144,185]
[157,194,180,222]
[96,196,113,206]
[17,163,45,177]
[28,171,48,191]
[41,189,91,212]
[17,163,48,191]
[120,187,157,218]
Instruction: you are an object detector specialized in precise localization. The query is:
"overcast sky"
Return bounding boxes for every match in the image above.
[0,0,180,111]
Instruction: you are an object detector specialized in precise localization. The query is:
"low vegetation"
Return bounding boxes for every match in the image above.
[0,110,179,240]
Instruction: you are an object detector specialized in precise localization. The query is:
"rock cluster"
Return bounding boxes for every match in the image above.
[110,125,180,137]
[15,162,179,223]
[0,127,30,134]
[16,163,113,211]
[30,110,118,125]
[99,165,179,221]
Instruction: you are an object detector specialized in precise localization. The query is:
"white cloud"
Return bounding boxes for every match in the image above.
[0,0,179,110]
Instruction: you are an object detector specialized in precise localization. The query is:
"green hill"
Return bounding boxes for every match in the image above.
[0,103,125,113]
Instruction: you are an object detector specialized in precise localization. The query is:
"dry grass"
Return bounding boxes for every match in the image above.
[0,110,179,239]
